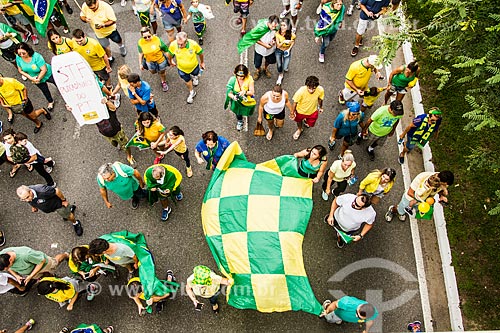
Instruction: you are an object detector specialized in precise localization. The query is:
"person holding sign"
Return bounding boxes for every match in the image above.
[325,193,375,248]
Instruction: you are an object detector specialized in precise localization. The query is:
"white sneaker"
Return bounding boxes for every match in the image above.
[22,75,27,81]
[132,5,137,15]
[192,75,199,86]
[187,90,196,104]
[276,75,283,86]
[236,120,243,131]
[347,4,354,16]
[319,53,325,63]
[114,93,121,108]
[279,9,290,18]
[321,191,328,201]
[291,27,297,34]
[120,0,126,6]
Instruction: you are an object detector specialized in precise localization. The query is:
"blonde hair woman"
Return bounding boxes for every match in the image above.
[321,150,356,201]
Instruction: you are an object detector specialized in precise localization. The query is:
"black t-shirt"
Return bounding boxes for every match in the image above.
[28,184,63,213]
[96,109,121,137]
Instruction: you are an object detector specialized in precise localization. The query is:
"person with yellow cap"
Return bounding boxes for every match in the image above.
[185,265,230,314]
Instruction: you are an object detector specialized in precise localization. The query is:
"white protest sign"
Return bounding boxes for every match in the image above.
[52,51,109,126]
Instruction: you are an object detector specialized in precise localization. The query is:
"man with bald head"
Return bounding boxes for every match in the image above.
[16,184,83,236]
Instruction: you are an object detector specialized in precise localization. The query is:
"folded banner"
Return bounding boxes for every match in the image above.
[52,52,109,126]
[201,142,322,315]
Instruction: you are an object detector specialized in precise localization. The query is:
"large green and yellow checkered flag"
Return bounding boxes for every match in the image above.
[201,142,322,315]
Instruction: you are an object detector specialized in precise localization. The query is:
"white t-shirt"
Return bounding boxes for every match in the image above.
[25,141,40,164]
[134,0,152,12]
[329,160,356,182]
[0,272,15,294]
[254,30,276,56]
[334,193,376,232]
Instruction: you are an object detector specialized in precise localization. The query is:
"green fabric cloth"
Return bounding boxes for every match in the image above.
[224,76,255,116]
[0,22,21,44]
[99,231,179,313]
[368,105,402,137]
[71,323,102,333]
[97,162,139,201]
[202,142,323,316]
[0,246,48,275]
[314,2,345,37]
[237,19,272,54]
[143,164,182,205]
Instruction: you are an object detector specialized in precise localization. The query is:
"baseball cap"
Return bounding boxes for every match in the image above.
[346,101,360,113]
[367,55,383,70]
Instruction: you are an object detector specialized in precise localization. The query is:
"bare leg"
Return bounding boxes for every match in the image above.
[354,33,362,47]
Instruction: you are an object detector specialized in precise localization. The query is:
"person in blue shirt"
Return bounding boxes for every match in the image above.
[194,130,230,170]
[321,296,378,332]
[126,73,158,117]
[329,101,365,157]
[351,0,390,57]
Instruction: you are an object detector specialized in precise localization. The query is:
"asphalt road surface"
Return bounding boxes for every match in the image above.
[0,1,425,332]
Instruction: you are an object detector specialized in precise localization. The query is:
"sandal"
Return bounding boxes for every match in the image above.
[27,164,33,172]
[212,303,219,314]
[9,166,20,178]
[34,122,43,134]
[47,103,54,112]
[7,115,13,124]
[266,130,273,141]
[293,129,302,140]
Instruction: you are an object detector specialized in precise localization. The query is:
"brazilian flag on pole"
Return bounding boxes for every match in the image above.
[202,142,323,315]
[22,0,57,35]
[99,230,179,313]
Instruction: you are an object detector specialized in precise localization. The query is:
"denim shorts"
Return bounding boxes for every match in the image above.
[162,17,182,31]
[178,65,200,82]
[97,30,123,48]
[146,58,168,72]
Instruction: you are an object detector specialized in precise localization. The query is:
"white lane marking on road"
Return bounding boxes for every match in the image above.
[377,21,434,332]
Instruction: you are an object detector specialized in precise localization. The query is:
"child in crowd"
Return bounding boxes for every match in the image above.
[187,0,213,45]
[158,126,193,178]
[361,86,384,112]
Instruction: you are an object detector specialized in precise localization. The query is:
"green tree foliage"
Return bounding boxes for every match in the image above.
[375,0,500,214]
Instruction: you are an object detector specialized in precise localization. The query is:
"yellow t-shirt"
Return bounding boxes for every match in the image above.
[136,120,165,143]
[0,77,25,106]
[292,85,325,115]
[138,36,168,63]
[363,87,385,107]
[47,37,75,55]
[72,37,106,71]
[81,1,117,39]
[168,39,203,74]
[40,277,76,303]
[275,32,296,50]
[344,59,373,92]
[0,0,20,15]
[167,134,187,153]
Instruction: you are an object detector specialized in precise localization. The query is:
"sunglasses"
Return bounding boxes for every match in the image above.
[143,35,152,39]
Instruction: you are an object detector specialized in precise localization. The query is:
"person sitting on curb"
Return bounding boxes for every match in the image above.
[320,296,378,332]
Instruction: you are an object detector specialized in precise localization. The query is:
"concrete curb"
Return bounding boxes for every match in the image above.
[380,10,465,332]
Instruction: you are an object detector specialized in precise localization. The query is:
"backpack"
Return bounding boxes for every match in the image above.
[97,162,129,186]
[9,144,30,164]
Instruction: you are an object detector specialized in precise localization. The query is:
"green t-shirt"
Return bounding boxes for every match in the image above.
[189,6,205,23]
[335,296,378,323]
[97,162,139,200]
[368,105,402,137]
[0,246,48,275]
[15,52,52,83]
